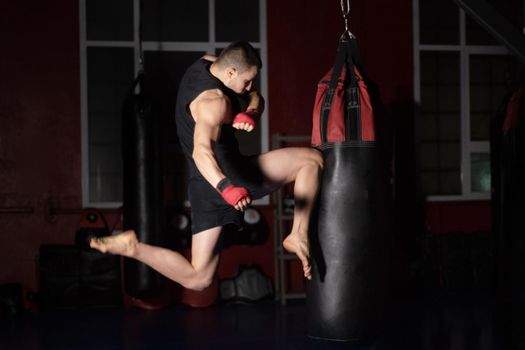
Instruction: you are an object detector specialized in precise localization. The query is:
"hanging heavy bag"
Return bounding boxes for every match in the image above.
[122,73,165,299]
[307,38,390,342]
[491,83,525,350]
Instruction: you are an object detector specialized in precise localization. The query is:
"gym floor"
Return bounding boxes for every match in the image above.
[1,292,501,350]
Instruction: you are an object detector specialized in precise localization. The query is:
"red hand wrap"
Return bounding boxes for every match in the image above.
[232,108,260,127]
[216,178,250,207]
[221,185,249,206]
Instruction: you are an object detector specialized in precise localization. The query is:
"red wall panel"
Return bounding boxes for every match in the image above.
[0,0,81,290]
[425,201,492,234]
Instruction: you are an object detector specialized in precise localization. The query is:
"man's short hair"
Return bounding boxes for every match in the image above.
[215,41,262,73]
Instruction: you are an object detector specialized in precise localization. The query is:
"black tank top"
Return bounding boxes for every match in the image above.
[175,59,242,180]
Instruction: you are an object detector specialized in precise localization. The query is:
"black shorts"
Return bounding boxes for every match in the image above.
[188,154,277,234]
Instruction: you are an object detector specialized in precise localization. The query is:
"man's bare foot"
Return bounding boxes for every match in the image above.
[283,232,312,280]
[90,230,139,257]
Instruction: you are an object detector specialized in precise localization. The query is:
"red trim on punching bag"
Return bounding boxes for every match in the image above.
[357,70,375,142]
[311,40,377,147]
[503,86,523,132]
[326,68,346,143]
[311,80,324,146]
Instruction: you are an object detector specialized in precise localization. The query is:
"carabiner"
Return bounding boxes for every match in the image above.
[339,0,355,41]
[340,0,350,17]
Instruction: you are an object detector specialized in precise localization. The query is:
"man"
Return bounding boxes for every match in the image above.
[90,41,322,291]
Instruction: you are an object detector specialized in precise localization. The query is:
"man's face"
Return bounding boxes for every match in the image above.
[225,65,258,94]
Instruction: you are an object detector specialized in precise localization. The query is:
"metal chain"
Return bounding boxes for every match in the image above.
[340,0,355,40]
[340,0,350,17]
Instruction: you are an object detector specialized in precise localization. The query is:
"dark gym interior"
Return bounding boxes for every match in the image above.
[1,0,524,349]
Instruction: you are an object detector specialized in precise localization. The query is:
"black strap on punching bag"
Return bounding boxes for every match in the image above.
[320,40,359,144]
[121,4,164,299]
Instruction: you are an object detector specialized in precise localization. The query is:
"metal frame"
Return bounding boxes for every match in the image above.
[454,0,525,65]
[413,0,509,202]
[79,0,269,208]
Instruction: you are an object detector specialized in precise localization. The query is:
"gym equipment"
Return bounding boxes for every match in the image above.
[120,1,166,299]
[491,81,525,350]
[307,0,390,342]
[219,265,273,303]
[122,72,165,299]
[38,245,121,310]
[75,208,110,248]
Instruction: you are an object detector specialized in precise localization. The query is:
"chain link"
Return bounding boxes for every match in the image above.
[339,0,355,40]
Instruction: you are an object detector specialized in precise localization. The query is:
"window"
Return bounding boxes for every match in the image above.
[80,0,269,207]
[414,0,520,200]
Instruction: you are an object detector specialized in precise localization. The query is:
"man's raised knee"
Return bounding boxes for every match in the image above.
[308,149,324,170]
[184,275,214,292]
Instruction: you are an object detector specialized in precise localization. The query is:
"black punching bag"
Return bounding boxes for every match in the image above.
[491,82,525,350]
[122,73,164,299]
[308,38,390,341]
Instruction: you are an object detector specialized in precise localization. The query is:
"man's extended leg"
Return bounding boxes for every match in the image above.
[90,226,223,291]
[255,147,323,279]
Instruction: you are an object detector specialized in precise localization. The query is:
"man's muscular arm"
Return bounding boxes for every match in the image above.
[191,91,226,187]
[191,90,251,211]
[246,90,265,114]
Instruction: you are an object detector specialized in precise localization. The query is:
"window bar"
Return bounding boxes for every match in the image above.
[460,9,472,196]
[79,0,90,207]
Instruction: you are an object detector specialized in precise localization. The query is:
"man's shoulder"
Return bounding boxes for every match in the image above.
[197,88,226,101]
[192,89,230,115]
[189,86,232,125]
